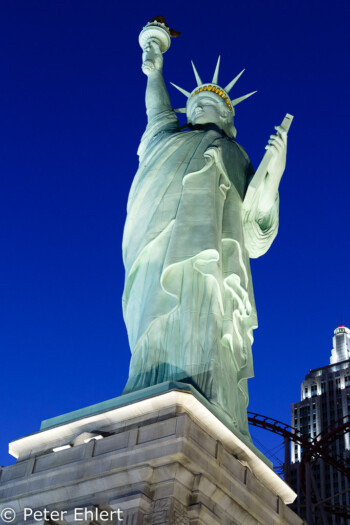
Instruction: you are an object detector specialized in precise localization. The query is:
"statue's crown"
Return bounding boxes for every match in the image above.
[171,57,256,115]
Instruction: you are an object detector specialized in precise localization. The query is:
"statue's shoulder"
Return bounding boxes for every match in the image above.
[138,110,180,157]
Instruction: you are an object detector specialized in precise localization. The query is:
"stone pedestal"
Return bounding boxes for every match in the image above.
[0,385,304,524]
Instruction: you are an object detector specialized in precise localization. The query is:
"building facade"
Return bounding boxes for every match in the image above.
[290,325,350,524]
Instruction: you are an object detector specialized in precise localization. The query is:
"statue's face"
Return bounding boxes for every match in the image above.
[187,94,234,136]
[188,96,223,127]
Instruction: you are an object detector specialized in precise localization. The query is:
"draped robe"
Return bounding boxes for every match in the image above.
[122,109,279,440]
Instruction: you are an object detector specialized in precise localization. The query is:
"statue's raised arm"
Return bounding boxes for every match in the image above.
[139,18,178,121]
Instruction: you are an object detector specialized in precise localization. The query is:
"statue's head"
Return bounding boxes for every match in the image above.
[171,57,256,139]
[186,92,236,138]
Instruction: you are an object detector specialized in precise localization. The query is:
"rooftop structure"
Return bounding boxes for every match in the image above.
[290,325,350,524]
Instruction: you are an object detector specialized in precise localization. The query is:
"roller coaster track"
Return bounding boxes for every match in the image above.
[248,411,349,477]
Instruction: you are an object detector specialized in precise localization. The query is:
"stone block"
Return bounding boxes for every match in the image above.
[94,432,129,456]
[33,444,85,473]
[138,418,177,444]
[0,460,28,482]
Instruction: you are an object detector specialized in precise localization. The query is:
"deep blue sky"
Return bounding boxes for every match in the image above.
[1,1,349,468]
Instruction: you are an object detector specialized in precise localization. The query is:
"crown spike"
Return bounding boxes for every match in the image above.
[224,69,245,94]
[170,82,191,98]
[231,90,257,107]
[212,56,221,84]
[191,61,203,87]
[174,108,187,113]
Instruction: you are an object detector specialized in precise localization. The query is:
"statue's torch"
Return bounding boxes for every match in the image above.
[139,17,179,75]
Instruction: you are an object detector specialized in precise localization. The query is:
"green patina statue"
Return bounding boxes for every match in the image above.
[122,19,291,442]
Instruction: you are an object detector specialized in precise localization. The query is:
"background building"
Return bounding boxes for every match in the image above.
[290,325,350,524]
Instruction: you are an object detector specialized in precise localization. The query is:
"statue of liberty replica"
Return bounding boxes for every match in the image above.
[122,18,292,444]
[0,19,298,525]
